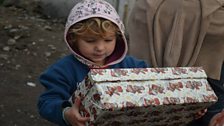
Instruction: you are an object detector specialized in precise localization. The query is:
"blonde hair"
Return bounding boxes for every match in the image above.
[68,18,120,40]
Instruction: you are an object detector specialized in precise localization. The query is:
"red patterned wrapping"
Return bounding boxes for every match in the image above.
[72,67,218,126]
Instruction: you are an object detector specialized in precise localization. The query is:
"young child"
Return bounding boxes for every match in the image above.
[37,0,148,126]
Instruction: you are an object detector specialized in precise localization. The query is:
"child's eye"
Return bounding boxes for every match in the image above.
[85,39,96,43]
[105,39,113,42]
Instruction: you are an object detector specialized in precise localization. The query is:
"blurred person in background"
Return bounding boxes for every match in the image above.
[128,0,224,126]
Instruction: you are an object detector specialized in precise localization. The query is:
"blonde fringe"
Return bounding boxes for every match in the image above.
[69,18,119,37]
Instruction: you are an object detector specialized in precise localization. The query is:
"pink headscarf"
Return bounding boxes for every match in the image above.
[64,0,128,68]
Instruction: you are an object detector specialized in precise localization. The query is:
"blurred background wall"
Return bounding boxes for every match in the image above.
[37,0,136,27]
[1,0,136,28]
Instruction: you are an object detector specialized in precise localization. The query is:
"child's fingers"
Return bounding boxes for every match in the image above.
[73,105,90,122]
[72,97,90,124]
[77,116,90,122]
[209,119,217,126]
[209,115,218,126]
[69,106,90,126]
[209,111,224,126]
[74,97,81,108]
[217,111,224,126]
[219,118,224,126]
[72,110,90,126]
[73,107,90,122]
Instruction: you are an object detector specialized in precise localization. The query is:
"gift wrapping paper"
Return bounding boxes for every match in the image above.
[73,67,218,126]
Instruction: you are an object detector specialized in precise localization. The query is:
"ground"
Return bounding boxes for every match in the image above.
[0,1,69,126]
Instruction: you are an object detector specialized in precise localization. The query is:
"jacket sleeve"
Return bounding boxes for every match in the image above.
[37,64,75,126]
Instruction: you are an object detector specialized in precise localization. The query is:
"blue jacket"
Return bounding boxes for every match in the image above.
[38,54,148,126]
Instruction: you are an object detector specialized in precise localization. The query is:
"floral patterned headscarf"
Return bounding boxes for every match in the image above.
[64,0,127,68]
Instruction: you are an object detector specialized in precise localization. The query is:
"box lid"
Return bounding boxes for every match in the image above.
[74,67,218,125]
[88,67,207,82]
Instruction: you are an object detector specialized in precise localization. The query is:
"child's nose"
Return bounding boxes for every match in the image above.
[95,41,105,51]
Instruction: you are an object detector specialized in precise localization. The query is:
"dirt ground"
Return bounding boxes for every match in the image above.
[0,1,70,126]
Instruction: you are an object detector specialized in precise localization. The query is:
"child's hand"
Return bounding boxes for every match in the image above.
[209,110,224,126]
[195,109,207,119]
[64,97,90,126]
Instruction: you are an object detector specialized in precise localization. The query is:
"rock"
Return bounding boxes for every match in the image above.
[48,44,56,50]
[15,64,21,70]
[3,46,10,51]
[30,115,35,118]
[8,28,19,37]
[4,24,12,30]
[32,52,37,56]
[32,42,36,45]
[7,38,16,46]
[15,44,27,50]
[44,52,51,57]
[43,25,52,31]
[18,25,29,30]
[16,109,21,113]
[2,0,20,7]
[7,25,30,38]
[0,54,8,60]
[27,75,32,79]
[38,0,81,20]
[14,35,21,40]
[26,82,36,87]
[0,63,4,67]
[38,39,44,42]
[9,28,19,33]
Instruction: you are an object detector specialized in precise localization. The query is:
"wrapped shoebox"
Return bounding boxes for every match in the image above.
[72,67,218,126]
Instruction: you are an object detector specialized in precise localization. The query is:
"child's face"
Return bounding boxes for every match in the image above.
[76,32,116,65]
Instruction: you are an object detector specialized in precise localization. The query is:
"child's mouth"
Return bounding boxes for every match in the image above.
[93,53,107,59]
